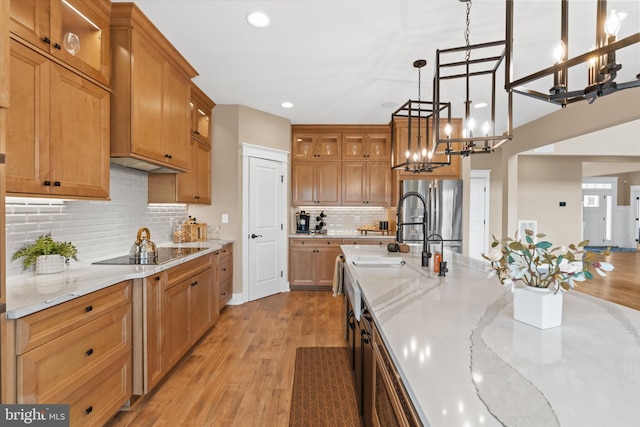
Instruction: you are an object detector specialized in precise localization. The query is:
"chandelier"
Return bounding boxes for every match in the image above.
[390,60,453,173]
[432,0,513,156]
[506,0,640,105]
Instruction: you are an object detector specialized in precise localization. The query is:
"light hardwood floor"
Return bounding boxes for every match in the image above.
[106,251,638,426]
[107,291,346,427]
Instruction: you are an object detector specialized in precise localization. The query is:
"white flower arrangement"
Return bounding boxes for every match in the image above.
[482,229,614,292]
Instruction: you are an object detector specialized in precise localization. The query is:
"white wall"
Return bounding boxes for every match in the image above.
[6,164,188,277]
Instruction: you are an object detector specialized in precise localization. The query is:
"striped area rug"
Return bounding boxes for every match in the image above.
[289,347,360,426]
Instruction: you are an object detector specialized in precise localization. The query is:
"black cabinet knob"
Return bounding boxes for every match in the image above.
[43,36,51,44]
[85,305,93,313]
[85,348,94,356]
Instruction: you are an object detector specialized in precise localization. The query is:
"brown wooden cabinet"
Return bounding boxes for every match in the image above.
[14,281,132,426]
[8,0,111,86]
[342,161,391,206]
[6,39,110,199]
[111,3,197,173]
[141,272,165,394]
[289,238,342,289]
[342,133,390,160]
[215,244,233,310]
[292,161,341,206]
[190,84,215,146]
[148,139,212,204]
[292,132,341,160]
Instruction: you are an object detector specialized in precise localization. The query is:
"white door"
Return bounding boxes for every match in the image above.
[583,192,610,246]
[248,157,286,301]
[469,171,489,260]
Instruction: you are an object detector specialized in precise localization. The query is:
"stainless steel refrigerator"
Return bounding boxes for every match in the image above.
[399,180,463,254]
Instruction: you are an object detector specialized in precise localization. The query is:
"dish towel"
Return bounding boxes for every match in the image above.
[332,254,345,296]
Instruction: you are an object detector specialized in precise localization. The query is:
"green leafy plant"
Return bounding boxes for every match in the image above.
[481,229,614,292]
[11,233,78,271]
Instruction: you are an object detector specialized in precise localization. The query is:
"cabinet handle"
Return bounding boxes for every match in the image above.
[53,42,62,50]
[221,268,227,271]
[44,181,51,186]
[191,281,198,287]
[54,181,61,186]
[85,406,93,415]
[85,305,93,313]
[361,329,371,344]
[221,292,227,296]
[164,154,173,159]
[43,36,51,44]
[86,348,94,356]
[155,276,160,281]
[195,130,200,135]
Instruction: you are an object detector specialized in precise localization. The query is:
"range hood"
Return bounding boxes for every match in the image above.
[110,158,185,174]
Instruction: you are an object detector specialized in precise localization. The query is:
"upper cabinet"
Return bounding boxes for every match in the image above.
[1,0,10,108]
[341,133,389,160]
[6,39,110,199]
[190,84,215,146]
[110,3,198,173]
[292,131,341,161]
[9,0,111,86]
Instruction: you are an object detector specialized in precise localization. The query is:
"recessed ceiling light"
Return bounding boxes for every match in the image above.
[246,11,270,28]
[473,102,488,109]
[281,102,294,108]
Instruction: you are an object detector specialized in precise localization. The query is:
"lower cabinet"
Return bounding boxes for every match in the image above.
[215,243,233,310]
[289,238,342,289]
[14,281,132,427]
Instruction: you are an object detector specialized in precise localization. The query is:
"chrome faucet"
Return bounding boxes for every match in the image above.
[396,191,430,267]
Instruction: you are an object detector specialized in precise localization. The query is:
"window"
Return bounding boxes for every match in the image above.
[583,195,599,207]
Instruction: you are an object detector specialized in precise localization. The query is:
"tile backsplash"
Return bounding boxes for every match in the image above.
[292,206,393,234]
[5,164,188,277]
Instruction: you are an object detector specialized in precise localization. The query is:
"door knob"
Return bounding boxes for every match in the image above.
[251,234,263,239]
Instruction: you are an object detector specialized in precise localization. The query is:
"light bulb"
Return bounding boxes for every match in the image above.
[445,123,452,137]
[422,148,427,158]
[588,45,597,66]
[413,152,419,162]
[604,9,622,37]
[482,121,490,136]
[467,117,476,132]
[552,40,566,63]
[405,150,410,159]
[428,150,433,160]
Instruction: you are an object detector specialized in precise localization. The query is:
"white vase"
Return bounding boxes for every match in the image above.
[36,254,65,275]
[513,286,563,329]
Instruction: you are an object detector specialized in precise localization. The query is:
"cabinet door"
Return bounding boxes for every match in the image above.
[49,62,109,198]
[367,134,390,160]
[315,245,342,287]
[9,0,51,55]
[164,280,190,370]
[176,139,197,203]
[193,140,211,204]
[190,269,212,343]
[6,41,50,195]
[162,63,190,170]
[144,273,165,393]
[367,162,391,207]
[289,246,315,286]
[342,134,366,160]
[131,32,164,163]
[342,161,366,205]
[316,161,341,205]
[292,162,315,205]
[190,87,213,146]
[316,134,341,159]
[292,134,317,160]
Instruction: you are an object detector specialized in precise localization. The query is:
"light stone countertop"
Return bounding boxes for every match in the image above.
[341,245,640,427]
[5,240,234,319]
[289,232,395,239]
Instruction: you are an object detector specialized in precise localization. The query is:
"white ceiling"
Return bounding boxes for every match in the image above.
[112,0,639,129]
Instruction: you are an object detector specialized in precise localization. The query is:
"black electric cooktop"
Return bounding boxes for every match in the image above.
[93,247,207,265]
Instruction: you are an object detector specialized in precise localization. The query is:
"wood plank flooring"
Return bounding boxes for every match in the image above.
[106,291,346,427]
[106,251,638,427]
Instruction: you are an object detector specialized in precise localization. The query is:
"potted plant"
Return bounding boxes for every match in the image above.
[482,229,614,329]
[12,233,78,274]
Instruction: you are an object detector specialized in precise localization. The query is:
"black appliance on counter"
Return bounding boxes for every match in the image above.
[295,211,310,234]
[93,247,207,265]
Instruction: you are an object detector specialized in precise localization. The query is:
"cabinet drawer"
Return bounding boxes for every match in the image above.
[218,244,232,260]
[342,238,394,246]
[64,353,131,427]
[166,253,212,289]
[16,281,131,354]
[218,278,232,310]
[290,238,342,247]
[18,304,131,403]
[217,255,233,283]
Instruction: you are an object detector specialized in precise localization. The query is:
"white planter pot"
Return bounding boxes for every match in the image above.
[513,286,563,329]
[36,254,65,275]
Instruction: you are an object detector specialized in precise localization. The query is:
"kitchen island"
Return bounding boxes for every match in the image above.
[342,245,640,427]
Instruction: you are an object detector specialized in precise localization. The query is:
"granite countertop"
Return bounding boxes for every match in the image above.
[341,245,640,427]
[5,239,234,319]
[289,232,396,239]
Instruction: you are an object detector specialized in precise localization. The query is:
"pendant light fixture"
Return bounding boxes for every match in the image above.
[432,0,513,157]
[507,0,640,105]
[390,60,453,173]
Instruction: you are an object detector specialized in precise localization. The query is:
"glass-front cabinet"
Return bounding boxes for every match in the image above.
[9,0,110,85]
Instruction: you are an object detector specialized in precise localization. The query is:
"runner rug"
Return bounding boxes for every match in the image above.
[289,347,360,426]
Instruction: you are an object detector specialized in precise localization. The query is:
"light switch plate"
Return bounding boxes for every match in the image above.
[222,214,229,223]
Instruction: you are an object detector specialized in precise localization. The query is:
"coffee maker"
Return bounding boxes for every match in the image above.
[295,211,310,234]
